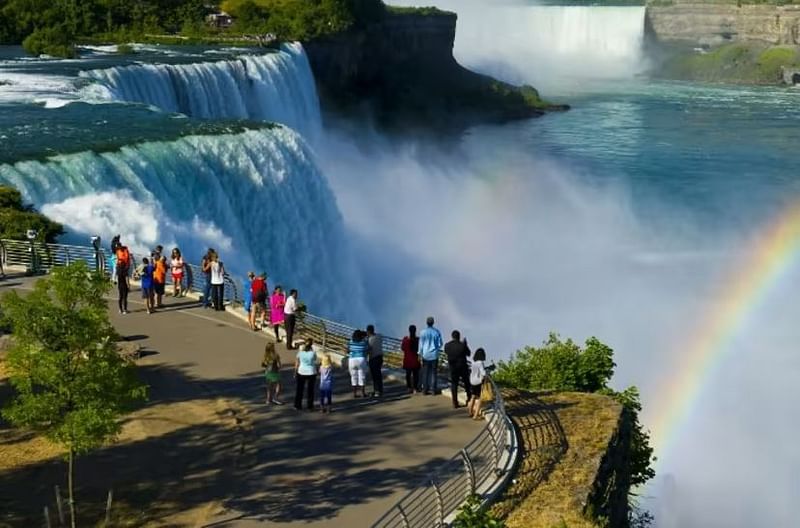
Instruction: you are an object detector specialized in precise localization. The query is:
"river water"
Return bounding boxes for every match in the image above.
[2,4,799,525]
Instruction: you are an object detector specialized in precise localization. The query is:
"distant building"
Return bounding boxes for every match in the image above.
[206,11,233,29]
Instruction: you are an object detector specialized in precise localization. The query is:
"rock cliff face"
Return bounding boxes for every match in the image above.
[304,12,558,130]
[586,408,633,527]
[646,2,800,46]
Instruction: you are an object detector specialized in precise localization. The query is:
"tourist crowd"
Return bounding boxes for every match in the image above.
[109,235,494,417]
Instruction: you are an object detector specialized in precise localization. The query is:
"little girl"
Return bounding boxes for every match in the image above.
[261,342,283,405]
[319,353,334,413]
[468,348,488,420]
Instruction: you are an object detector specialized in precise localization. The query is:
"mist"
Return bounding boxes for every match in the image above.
[320,1,800,525]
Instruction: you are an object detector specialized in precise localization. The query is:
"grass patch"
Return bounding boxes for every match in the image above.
[661,42,800,84]
[492,390,622,528]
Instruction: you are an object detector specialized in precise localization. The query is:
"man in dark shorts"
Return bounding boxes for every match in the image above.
[249,272,268,331]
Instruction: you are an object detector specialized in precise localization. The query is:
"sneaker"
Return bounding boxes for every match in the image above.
[271,399,284,406]
[265,400,271,406]
[122,310,128,315]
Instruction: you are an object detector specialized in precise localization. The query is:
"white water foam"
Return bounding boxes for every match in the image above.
[0,128,366,321]
[81,43,322,138]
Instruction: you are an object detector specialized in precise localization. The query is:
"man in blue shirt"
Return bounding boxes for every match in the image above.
[419,316,443,395]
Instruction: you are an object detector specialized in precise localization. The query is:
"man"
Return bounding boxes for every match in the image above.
[115,243,131,314]
[249,272,268,331]
[366,324,384,398]
[444,330,471,409]
[201,248,214,308]
[419,316,443,395]
[284,289,299,349]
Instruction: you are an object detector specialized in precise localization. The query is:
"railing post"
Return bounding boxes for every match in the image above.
[431,479,444,527]
[321,321,327,352]
[461,448,476,496]
[397,504,410,528]
[486,420,500,473]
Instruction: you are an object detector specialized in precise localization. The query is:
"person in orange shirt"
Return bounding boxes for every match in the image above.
[153,254,167,308]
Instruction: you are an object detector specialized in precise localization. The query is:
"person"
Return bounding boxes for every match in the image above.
[210,252,225,311]
[319,352,334,413]
[170,248,184,297]
[261,342,283,405]
[201,249,214,308]
[244,271,255,317]
[250,272,268,331]
[137,257,155,314]
[401,325,421,393]
[347,330,369,398]
[468,348,488,420]
[153,254,167,308]
[115,243,131,314]
[294,338,317,411]
[284,288,299,349]
[270,286,286,342]
[419,316,443,395]
[366,324,384,398]
[444,330,472,409]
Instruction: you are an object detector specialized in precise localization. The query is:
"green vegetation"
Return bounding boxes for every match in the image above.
[661,42,800,84]
[1,261,147,528]
[495,333,655,506]
[0,0,389,56]
[453,495,506,528]
[0,186,64,242]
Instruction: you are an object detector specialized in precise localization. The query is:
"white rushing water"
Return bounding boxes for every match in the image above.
[0,128,365,321]
[82,43,322,138]
[388,0,647,92]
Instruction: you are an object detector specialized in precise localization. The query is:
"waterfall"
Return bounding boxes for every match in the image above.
[0,128,364,321]
[387,0,647,92]
[81,43,322,138]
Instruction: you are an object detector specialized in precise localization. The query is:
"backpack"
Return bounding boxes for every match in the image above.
[251,277,267,302]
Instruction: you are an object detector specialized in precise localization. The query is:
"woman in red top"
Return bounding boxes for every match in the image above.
[401,324,421,394]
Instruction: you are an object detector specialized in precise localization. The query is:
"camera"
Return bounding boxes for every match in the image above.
[25,229,37,240]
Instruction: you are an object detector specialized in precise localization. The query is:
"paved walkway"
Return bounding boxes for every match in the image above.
[1,273,481,527]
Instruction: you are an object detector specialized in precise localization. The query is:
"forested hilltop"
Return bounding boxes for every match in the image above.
[0,0,395,57]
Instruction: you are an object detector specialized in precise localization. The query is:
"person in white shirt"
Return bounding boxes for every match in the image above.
[284,289,299,349]
[468,348,488,420]
[209,252,225,311]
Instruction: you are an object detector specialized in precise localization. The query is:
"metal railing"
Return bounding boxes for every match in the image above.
[1,238,517,525]
[370,376,516,528]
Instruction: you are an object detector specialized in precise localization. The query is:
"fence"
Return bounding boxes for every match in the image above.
[0,238,518,526]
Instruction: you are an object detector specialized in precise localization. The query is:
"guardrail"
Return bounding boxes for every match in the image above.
[0,238,518,525]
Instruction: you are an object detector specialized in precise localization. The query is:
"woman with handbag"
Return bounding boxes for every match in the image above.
[468,348,489,420]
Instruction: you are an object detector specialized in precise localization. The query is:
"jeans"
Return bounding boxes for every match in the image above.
[422,359,439,394]
[449,366,471,407]
[285,313,296,349]
[294,374,316,410]
[405,367,420,391]
[203,276,212,307]
[211,283,224,311]
[320,386,333,407]
[369,354,384,395]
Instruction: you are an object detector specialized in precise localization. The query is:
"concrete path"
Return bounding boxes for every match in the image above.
[1,273,481,527]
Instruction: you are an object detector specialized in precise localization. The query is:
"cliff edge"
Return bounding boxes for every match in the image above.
[304,10,564,130]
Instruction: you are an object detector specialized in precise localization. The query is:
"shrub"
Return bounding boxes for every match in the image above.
[22,26,76,58]
[452,494,506,528]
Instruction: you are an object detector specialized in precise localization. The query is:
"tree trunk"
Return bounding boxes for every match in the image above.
[68,449,77,528]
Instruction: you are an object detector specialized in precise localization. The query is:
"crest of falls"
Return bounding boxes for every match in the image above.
[0,128,365,321]
[81,43,321,138]
[388,0,647,91]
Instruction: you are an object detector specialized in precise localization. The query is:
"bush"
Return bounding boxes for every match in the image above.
[0,186,64,242]
[452,494,505,528]
[22,26,76,58]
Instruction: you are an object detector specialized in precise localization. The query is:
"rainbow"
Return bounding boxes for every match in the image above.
[650,202,800,467]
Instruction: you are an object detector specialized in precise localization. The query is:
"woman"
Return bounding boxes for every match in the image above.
[401,324,421,394]
[209,251,225,311]
[270,286,286,342]
[153,255,167,308]
[294,338,318,411]
[347,330,368,398]
[170,248,185,297]
[261,342,283,405]
[468,348,488,420]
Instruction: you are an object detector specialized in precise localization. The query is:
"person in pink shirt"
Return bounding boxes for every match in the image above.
[270,285,286,342]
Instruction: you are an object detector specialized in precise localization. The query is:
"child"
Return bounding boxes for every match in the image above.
[468,348,488,420]
[136,257,156,314]
[319,353,334,413]
[261,342,283,405]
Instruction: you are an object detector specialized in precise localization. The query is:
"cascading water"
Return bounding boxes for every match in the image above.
[388,0,647,92]
[0,128,365,321]
[81,43,321,138]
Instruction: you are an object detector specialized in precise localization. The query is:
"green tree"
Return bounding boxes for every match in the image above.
[0,185,64,242]
[1,261,147,528]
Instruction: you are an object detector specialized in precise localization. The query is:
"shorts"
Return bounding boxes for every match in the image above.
[172,273,183,284]
[349,356,366,386]
[265,371,280,384]
[141,286,153,298]
[154,282,165,295]
[252,301,267,314]
[471,383,483,397]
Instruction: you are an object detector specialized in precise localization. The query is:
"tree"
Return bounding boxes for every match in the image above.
[1,261,147,528]
[0,185,64,242]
